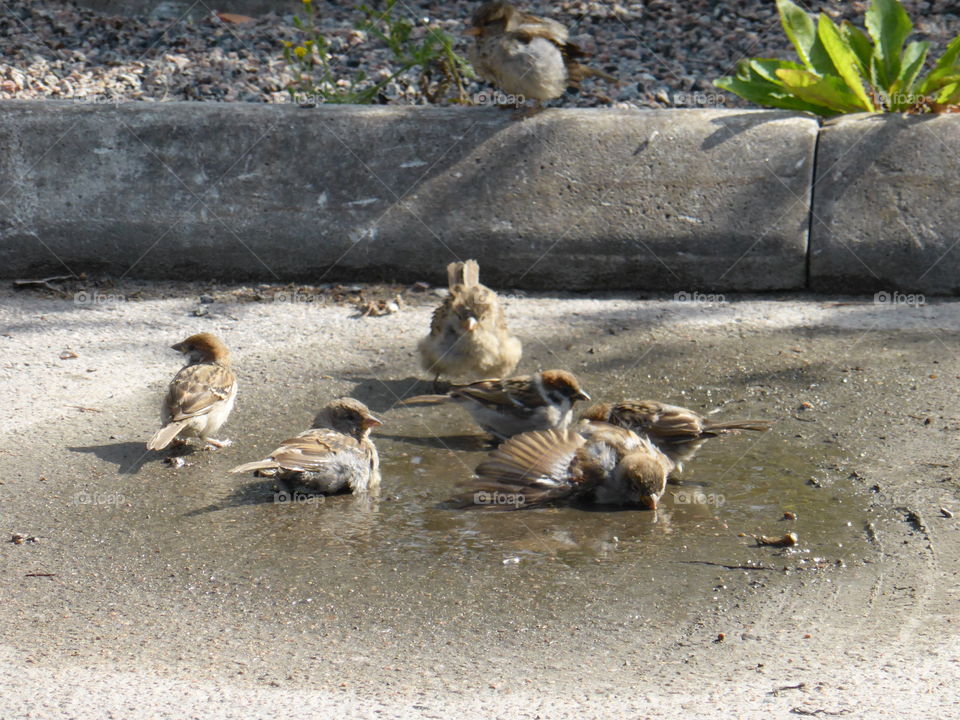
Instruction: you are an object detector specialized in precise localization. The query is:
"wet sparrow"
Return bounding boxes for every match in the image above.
[470,420,674,509]
[466,1,616,111]
[580,400,771,469]
[229,397,383,495]
[418,259,522,383]
[400,369,589,441]
[147,333,237,451]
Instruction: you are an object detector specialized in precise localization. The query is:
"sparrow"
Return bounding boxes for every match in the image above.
[465,1,616,111]
[400,369,590,441]
[580,400,771,469]
[469,420,674,509]
[229,397,383,495]
[147,333,237,451]
[418,259,522,383]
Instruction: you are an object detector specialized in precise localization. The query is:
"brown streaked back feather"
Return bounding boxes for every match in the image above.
[269,429,362,472]
[452,375,541,409]
[166,364,236,421]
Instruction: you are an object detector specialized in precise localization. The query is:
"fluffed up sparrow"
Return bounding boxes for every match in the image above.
[470,420,674,509]
[147,333,237,451]
[418,259,522,383]
[466,1,616,111]
[229,397,383,495]
[580,400,771,469]
[400,369,590,441]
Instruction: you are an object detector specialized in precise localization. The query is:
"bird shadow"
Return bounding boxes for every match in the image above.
[67,441,198,475]
[183,478,281,517]
[343,376,444,412]
[377,432,492,452]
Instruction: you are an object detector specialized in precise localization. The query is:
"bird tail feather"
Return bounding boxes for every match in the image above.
[397,394,452,406]
[447,259,480,289]
[229,459,280,474]
[147,421,188,451]
[703,419,772,434]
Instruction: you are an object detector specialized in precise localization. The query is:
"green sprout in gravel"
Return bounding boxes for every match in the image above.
[283,0,473,104]
[715,0,960,116]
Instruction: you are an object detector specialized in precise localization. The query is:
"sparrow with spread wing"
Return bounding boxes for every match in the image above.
[418,259,522,384]
[147,333,237,451]
[469,420,674,509]
[400,369,590,441]
[229,398,383,495]
[466,1,616,112]
[580,400,771,469]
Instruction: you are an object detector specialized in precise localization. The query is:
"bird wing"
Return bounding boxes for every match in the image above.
[267,428,364,473]
[615,400,707,441]
[510,13,568,45]
[454,376,540,410]
[166,364,235,421]
[472,428,587,505]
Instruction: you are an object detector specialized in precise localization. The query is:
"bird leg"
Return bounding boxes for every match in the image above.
[203,438,233,450]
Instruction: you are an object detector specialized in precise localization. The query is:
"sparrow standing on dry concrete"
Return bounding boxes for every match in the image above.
[147,333,237,451]
[470,420,675,509]
[401,369,590,441]
[466,1,616,111]
[230,398,383,495]
[580,400,771,469]
[418,259,521,383]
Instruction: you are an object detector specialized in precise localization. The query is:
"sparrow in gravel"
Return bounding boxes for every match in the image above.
[147,333,237,451]
[400,369,590,441]
[418,259,522,384]
[580,400,771,469]
[229,398,383,495]
[466,1,616,112]
[469,420,674,509]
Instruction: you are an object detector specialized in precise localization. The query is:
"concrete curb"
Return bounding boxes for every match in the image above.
[0,101,955,293]
[810,113,960,295]
[0,102,815,291]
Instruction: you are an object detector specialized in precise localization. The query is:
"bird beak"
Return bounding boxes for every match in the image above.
[170,342,185,353]
[643,496,658,511]
[462,316,478,332]
[464,26,483,36]
[576,390,591,401]
[362,415,384,430]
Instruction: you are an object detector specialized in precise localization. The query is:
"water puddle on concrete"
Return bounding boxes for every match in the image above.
[140,371,872,634]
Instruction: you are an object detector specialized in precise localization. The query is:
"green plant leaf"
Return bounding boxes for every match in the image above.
[714,75,839,115]
[887,40,928,109]
[745,58,807,85]
[775,68,871,112]
[776,0,816,69]
[936,81,960,105]
[840,20,875,81]
[776,0,837,75]
[818,13,875,110]
[865,0,912,91]
[916,35,960,96]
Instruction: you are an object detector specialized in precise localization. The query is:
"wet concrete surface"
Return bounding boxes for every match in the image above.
[1,286,958,717]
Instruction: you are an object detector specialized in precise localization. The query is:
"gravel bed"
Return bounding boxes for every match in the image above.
[0,0,957,108]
